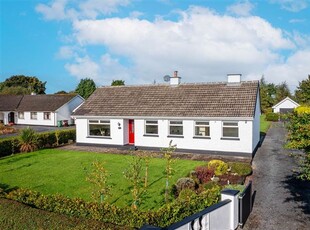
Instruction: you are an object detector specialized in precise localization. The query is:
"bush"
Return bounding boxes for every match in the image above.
[19,128,38,153]
[204,181,218,190]
[223,184,245,192]
[177,189,196,201]
[207,160,228,176]
[228,162,252,176]
[265,112,279,121]
[0,129,76,158]
[195,165,215,183]
[4,186,221,228]
[175,177,195,194]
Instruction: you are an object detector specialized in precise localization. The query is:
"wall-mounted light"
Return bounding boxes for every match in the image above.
[118,122,121,129]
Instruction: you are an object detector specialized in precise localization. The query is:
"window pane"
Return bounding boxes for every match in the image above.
[195,126,210,136]
[89,124,110,136]
[196,121,209,126]
[89,120,99,123]
[99,120,110,124]
[223,127,238,137]
[146,125,158,134]
[223,122,238,126]
[146,120,158,124]
[170,125,183,135]
[170,121,182,125]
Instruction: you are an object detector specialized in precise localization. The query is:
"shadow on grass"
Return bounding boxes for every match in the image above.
[0,153,35,166]
[0,183,19,193]
[282,174,310,215]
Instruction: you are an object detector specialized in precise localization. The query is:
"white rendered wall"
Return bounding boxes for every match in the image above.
[252,94,261,151]
[273,99,299,113]
[76,118,125,145]
[1,112,9,125]
[57,96,84,125]
[135,119,253,153]
[16,112,56,126]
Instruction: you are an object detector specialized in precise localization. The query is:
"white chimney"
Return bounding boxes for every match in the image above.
[170,71,181,86]
[227,74,241,84]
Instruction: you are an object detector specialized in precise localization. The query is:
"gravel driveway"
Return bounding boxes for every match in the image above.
[243,123,310,230]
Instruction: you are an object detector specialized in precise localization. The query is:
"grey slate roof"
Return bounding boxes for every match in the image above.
[16,95,77,112]
[0,95,23,111]
[74,81,259,118]
[0,94,78,112]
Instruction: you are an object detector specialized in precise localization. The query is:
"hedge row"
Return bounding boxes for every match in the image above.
[1,186,220,228]
[0,129,76,158]
[265,112,279,122]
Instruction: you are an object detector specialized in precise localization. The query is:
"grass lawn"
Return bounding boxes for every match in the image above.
[260,114,271,134]
[0,149,205,210]
[0,198,130,230]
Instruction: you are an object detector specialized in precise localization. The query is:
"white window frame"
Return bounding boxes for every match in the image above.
[145,120,158,135]
[44,112,51,120]
[222,121,239,139]
[88,120,111,137]
[30,112,37,120]
[169,120,183,136]
[18,112,24,119]
[194,121,210,137]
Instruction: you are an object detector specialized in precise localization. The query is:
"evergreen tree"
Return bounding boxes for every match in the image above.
[75,78,96,99]
[295,75,310,105]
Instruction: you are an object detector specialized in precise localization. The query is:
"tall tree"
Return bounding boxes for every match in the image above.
[75,78,96,99]
[111,80,125,86]
[260,76,276,113]
[275,81,291,103]
[0,75,46,94]
[295,75,310,105]
[54,90,68,94]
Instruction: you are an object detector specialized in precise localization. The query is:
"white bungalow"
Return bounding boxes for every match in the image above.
[272,97,300,114]
[0,94,84,126]
[73,73,261,156]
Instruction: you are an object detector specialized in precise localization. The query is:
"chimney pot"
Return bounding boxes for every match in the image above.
[173,71,178,78]
[170,71,181,86]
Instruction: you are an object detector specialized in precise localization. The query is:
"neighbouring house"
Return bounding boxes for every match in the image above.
[272,97,300,114]
[0,94,84,126]
[73,73,261,155]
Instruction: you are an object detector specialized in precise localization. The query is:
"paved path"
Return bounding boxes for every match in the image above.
[244,123,310,230]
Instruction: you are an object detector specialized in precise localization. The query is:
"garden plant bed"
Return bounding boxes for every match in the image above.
[0,124,17,135]
[0,149,251,227]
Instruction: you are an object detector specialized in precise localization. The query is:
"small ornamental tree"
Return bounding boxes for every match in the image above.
[161,140,177,203]
[136,151,154,188]
[123,156,145,210]
[286,107,310,180]
[86,161,111,203]
[19,127,38,153]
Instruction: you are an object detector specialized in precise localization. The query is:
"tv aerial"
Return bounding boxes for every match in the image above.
[163,75,170,82]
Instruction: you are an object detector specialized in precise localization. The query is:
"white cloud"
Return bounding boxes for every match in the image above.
[36,0,131,20]
[67,6,297,85]
[270,0,308,12]
[65,56,100,80]
[289,18,306,23]
[227,1,255,16]
[56,46,76,59]
[36,0,69,20]
[264,50,310,91]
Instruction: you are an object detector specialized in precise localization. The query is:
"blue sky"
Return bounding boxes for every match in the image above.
[1,0,310,93]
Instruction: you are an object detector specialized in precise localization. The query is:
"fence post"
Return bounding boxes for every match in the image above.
[221,189,239,230]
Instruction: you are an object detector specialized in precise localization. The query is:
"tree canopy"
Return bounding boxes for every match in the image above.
[0,75,46,95]
[75,78,96,99]
[295,75,310,105]
[111,80,125,86]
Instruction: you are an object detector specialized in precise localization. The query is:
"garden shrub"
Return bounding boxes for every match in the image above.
[265,112,279,122]
[223,184,245,192]
[204,181,218,190]
[177,188,196,201]
[195,165,215,183]
[4,186,221,228]
[175,177,195,193]
[19,128,38,153]
[0,129,76,158]
[228,162,252,176]
[207,160,228,176]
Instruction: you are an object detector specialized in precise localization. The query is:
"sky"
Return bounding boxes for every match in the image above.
[1,0,310,94]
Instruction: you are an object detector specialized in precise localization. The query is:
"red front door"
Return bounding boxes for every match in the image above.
[128,119,135,145]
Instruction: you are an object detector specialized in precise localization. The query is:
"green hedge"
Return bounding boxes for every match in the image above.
[265,112,279,122]
[2,186,220,228]
[0,129,76,158]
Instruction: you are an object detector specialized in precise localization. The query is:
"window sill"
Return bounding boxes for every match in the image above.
[193,136,211,139]
[167,135,184,138]
[87,136,112,139]
[221,137,240,141]
[143,134,159,137]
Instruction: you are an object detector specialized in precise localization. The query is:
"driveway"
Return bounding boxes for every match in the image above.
[0,125,74,139]
[243,123,310,229]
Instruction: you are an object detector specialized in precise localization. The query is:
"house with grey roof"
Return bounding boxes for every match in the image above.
[0,94,84,126]
[73,73,261,155]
